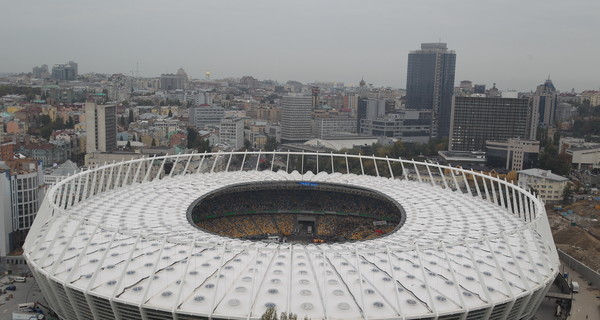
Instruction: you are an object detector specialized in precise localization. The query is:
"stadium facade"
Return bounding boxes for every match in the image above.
[24,151,559,320]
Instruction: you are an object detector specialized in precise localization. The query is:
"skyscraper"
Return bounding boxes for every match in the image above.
[405,43,456,138]
[531,78,557,135]
[281,95,312,142]
[85,102,117,153]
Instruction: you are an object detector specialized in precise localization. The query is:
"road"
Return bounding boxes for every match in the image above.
[1,274,47,318]
[561,262,600,319]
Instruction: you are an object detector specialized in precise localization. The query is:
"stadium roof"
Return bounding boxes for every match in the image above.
[24,152,559,320]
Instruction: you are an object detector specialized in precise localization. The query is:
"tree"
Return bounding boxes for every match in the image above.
[125,140,131,149]
[562,184,573,205]
[120,115,126,127]
[168,109,173,117]
[128,109,134,123]
[198,139,211,153]
[261,307,278,320]
[264,137,278,151]
[66,116,75,129]
[244,139,252,150]
[151,138,156,147]
[187,128,199,148]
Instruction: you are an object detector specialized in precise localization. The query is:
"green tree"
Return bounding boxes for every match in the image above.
[66,116,75,129]
[198,139,211,153]
[168,109,173,117]
[151,138,156,147]
[187,128,199,148]
[125,140,131,149]
[120,114,126,127]
[562,184,573,205]
[261,307,278,320]
[244,139,252,150]
[128,109,134,123]
[264,137,278,151]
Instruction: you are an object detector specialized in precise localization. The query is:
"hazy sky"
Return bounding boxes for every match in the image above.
[1,0,598,91]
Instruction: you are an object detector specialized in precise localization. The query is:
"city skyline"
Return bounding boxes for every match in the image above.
[1,0,599,91]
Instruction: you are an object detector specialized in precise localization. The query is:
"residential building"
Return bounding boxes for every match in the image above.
[0,141,15,161]
[281,95,312,142]
[220,117,245,150]
[486,139,540,171]
[405,43,456,138]
[518,169,568,203]
[160,72,187,91]
[86,102,117,154]
[51,62,77,81]
[18,140,71,166]
[0,159,44,256]
[189,104,225,129]
[449,96,532,152]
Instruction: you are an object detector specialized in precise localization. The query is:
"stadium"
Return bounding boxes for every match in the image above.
[23,151,559,320]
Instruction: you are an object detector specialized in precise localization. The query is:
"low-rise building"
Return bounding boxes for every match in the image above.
[486,139,539,171]
[517,168,568,203]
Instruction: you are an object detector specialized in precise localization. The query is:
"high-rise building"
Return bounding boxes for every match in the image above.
[0,159,44,256]
[51,61,77,81]
[219,116,245,150]
[449,96,532,152]
[281,95,313,142]
[85,102,117,154]
[531,79,558,133]
[405,43,456,138]
[160,70,188,91]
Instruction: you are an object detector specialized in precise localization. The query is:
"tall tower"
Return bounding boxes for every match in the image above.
[405,43,456,138]
[281,95,313,143]
[531,78,557,132]
[86,102,117,154]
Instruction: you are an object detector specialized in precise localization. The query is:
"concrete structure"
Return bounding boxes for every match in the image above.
[43,160,79,185]
[312,110,356,139]
[450,96,532,152]
[566,144,600,170]
[518,168,568,203]
[85,102,117,154]
[281,95,312,142]
[360,110,432,143]
[159,73,186,91]
[486,139,540,171]
[24,151,559,320]
[51,61,77,81]
[188,104,225,129]
[405,43,456,138]
[219,116,245,150]
[0,159,44,256]
[438,150,487,169]
[357,98,386,133]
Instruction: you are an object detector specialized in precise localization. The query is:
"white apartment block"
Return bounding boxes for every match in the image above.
[220,117,245,150]
[518,168,568,203]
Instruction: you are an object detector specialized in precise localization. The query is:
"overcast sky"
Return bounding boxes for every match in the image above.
[1,0,598,91]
